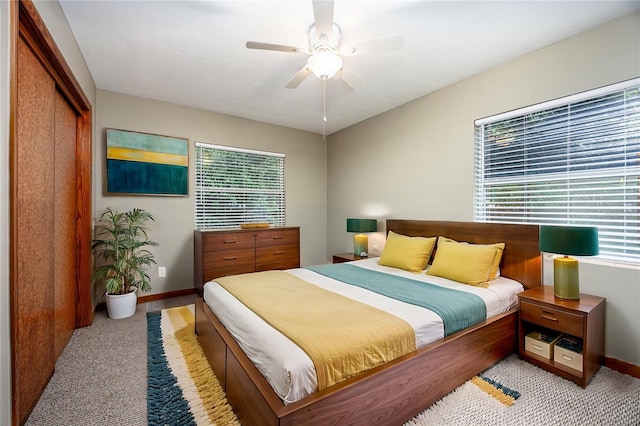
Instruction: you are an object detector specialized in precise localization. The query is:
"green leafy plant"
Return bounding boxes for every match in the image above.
[92,207,159,295]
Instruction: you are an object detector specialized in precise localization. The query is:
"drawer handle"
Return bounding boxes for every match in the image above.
[531,343,543,351]
[272,236,284,240]
[223,256,237,261]
[540,315,558,322]
[223,240,237,244]
[561,354,573,361]
[273,251,285,255]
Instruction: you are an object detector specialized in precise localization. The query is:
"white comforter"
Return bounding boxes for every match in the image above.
[203,258,523,404]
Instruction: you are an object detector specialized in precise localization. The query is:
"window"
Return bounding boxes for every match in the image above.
[474,78,640,263]
[195,143,285,229]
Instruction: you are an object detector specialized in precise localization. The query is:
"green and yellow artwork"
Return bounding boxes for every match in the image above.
[106,129,188,196]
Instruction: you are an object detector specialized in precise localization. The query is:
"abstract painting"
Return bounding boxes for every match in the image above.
[106,129,189,196]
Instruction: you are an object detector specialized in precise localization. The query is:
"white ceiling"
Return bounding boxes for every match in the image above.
[59,1,640,136]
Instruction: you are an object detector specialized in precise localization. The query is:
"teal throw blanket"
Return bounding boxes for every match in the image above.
[305,263,487,336]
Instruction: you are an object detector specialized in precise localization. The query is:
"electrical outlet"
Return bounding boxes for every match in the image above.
[158,266,166,278]
[372,245,379,254]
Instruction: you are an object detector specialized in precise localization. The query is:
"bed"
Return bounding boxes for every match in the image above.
[195,220,541,425]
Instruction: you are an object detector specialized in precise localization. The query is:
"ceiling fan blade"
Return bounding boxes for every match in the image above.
[343,35,404,56]
[312,0,335,39]
[246,41,307,54]
[285,66,312,89]
[340,67,365,91]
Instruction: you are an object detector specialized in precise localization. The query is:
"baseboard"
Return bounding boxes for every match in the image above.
[137,288,197,304]
[605,356,640,379]
[95,288,197,312]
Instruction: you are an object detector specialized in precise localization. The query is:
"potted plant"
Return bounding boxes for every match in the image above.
[92,207,158,319]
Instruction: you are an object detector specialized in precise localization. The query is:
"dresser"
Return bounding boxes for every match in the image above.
[194,227,300,294]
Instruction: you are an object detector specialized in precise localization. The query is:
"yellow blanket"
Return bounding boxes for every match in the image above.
[216,270,416,390]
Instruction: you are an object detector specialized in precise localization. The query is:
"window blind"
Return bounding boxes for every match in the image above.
[195,143,285,229]
[474,78,640,263]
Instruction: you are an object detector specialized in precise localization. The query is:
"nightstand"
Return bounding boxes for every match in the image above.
[332,253,370,263]
[518,285,605,388]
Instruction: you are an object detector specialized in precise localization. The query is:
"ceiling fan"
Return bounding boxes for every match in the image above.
[245,0,403,90]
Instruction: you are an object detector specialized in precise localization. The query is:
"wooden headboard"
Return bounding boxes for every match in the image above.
[386,220,541,289]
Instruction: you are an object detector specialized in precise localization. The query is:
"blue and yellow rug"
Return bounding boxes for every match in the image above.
[147,305,239,426]
[147,305,639,425]
[406,373,521,425]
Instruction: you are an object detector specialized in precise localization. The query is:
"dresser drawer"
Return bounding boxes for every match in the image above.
[255,229,299,248]
[256,245,299,265]
[203,232,255,252]
[203,249,255,270]
[255,258,300,272]
[520,301,584,337]
[203,264,256,283]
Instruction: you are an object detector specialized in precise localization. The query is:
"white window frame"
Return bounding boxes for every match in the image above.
[194,142,285,230]
[474,78,640,264]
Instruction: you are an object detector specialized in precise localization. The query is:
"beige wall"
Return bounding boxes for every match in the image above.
[33,1,97,107]
[95,90,327,299]
[327,12,640,364]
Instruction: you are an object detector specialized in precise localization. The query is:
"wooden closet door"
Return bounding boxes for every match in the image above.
[15,36,56,424]
[11,2,93,424]
[53,91,77,359]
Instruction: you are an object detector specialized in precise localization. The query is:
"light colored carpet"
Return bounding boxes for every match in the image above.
[25,295,195,426]
[26,297,640,425]
[407,355,640,425]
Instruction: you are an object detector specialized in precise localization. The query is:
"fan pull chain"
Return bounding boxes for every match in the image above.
[322,79,327,139]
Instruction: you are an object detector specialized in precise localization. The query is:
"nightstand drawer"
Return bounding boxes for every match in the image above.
[520,301,584,337]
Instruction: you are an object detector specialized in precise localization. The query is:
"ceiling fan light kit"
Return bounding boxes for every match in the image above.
[245,0,403,135]
[245,0,402,89]
[306,22,343,80]
[307,50,343,80]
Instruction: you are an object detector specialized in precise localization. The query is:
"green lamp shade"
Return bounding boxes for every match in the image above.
[539,225,599,256]
[539,225,599,300]
[347,219,377,233]
[347,219,377,257]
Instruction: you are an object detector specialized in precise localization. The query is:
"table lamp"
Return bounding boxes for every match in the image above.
[539,225,599,300]
[347,218,377,257]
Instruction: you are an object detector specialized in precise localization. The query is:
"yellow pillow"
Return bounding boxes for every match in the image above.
[379,231,437,273]
[426,238,505,287]
[435,237,504,280]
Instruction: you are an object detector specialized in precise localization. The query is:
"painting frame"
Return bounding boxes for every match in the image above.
[105,128,189,196]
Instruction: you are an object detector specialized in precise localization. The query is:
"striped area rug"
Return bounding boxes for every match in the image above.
[148,305,640,425]
[147,305,239,426]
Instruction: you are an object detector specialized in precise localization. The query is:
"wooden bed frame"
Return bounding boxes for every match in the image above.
[195,220,541,425]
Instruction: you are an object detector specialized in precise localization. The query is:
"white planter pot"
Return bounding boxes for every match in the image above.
[106,290,137,319]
